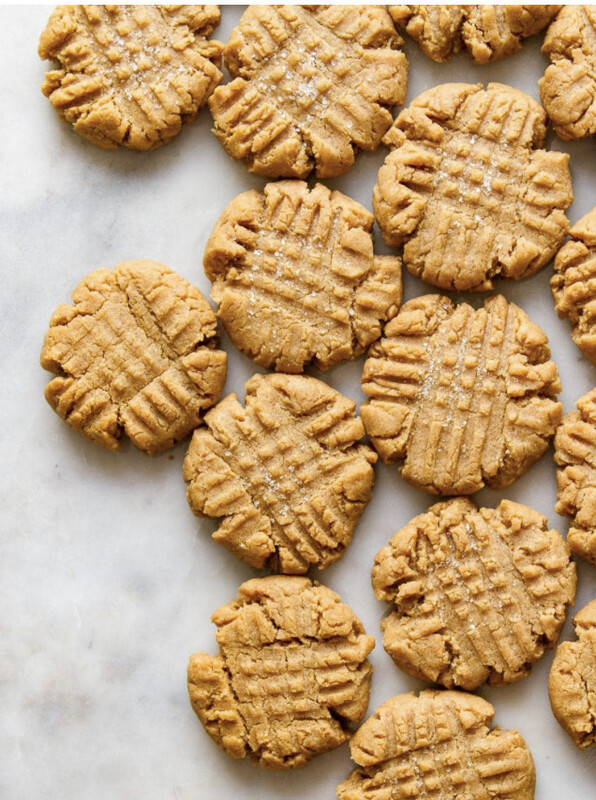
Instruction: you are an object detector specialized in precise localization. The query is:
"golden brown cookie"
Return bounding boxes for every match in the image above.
[336,690,536,800]
[389,5,560,63]
[360,293,562,495]
[373,497,576,690]
[551,207,596,364]
[540,6,596,141]
[183,373,376,573]
[188,575,375,769]
[554,389,596,567]
[41,259,226,454]
[208,5,408,178]
[549,598,596,749]
[39,5,223,150]
[373,82,573,291]
[204,180,402,373]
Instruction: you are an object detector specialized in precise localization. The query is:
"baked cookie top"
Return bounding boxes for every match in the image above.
[373,82,573,291]
[360,293,562,495]
[204,180,402,373]
[549,598,596,749]
[188,575,375,769]
[208,5,408,178]
[389,5,560,63]
[41,259,226,455]
[373,497,576,690]
[551,206,596,364]
[39,5,223,150]
[183,373,376,573]
[540,5,596,141]
[554,388,596,568]
[336,690,536,800]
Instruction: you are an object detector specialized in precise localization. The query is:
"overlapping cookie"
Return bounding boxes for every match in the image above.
[183,373,376,573]
[336,690,536,800]
[204,180,402,372]
[374,82,573,291]
[373,497,575,690]
[540,5,596,141]
[39,5,223,149]
[389,5,559,63]
[554,389,596,567]
[41,260,227,454]
[551,206,596,364]
[188,575,375,769]
[360,294,561,495]
[549,598,596,750]
[209,5,408,178]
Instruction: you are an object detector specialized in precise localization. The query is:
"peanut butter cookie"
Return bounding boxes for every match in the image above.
[551,206,596,364]
[389,5,559,63]
[540,6,596,141]
[188,575,375,769]
[374,82,573,291]
[373,497,576,690]
[208,5,408,178]
[204,180,402,373]
[336,690,536,800]
[554,389,596,567]
[39,5,223,150]
[41,260,226,454]
[549,598,596,749]
[183,373,376,573]
[360,294,562,495]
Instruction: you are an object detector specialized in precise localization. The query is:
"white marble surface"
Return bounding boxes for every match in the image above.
[1,5,596,798]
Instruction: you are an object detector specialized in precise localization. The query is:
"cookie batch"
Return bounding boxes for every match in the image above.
[38,4,596,796]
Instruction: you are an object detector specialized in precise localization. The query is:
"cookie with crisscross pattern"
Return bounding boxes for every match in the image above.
[204,180,402,372]
[209,5,408,178]
[39,5,223,149]
[183,373,376,573]
[373,497,575,690]
[188,575,375,769]
[374,82,572,291]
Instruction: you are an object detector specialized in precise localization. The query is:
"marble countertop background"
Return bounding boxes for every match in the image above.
[1,5,595,798]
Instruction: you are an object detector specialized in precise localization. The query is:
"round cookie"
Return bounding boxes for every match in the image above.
[540,6,596,141]
[40,259,227,455]
[360,293,562,495]
[204,180,402,373]
[554,389,596,567]
[373,82,573,291]
[38,5,223,150]
[208,5,408,179]
[336,690,536,800]
[188,575,375,769]
[183,373,376,573]
[551,206,596,364]
[388,5,560,63]
[372,497,576,690]
[549,598,596,750]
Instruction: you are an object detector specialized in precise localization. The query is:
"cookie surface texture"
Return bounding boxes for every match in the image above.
[39,5,223,149]
[540,6,596,141]
[188,575,375,769]
[551,206,596,364]
[183,373,376,572]
[209,5,408,178]
[336,690,536,800]
[40,259,227,454]
[389,5,560,63]
[554,388,596,567]
[373,82,572,291]
[360,294,562,495]
[549,599,596,749]
[204,180,402,372]
[373,497,576,690]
